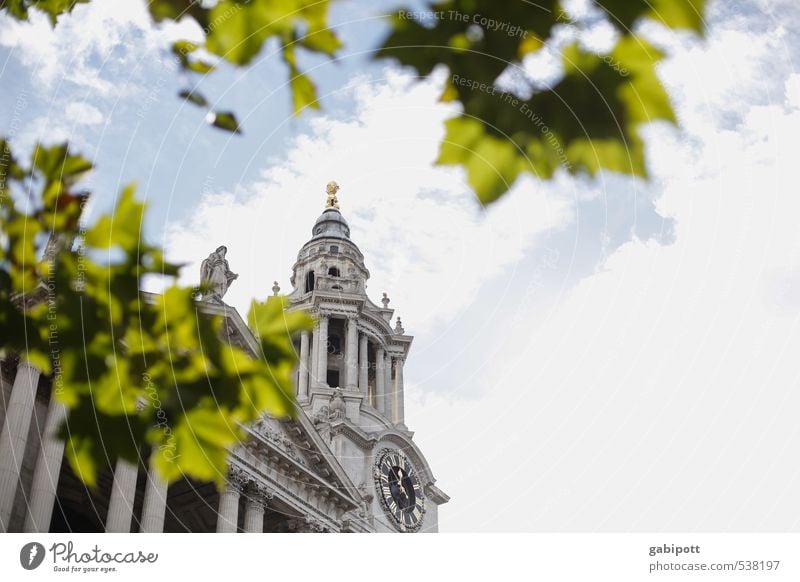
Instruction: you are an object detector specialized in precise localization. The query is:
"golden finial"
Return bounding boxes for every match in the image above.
[325,181,340,209]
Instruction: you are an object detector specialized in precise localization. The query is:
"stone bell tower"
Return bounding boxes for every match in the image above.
[287,181,410,430]
[286,182,448,532]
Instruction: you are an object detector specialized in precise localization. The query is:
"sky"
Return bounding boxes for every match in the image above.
[2,0,800,532]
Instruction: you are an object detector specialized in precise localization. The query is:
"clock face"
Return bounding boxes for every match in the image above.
[374,449,425,532]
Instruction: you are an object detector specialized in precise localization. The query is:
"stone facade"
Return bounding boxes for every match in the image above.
[0,188,448,533]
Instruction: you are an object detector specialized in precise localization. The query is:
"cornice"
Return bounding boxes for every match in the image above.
[242,421,361,512]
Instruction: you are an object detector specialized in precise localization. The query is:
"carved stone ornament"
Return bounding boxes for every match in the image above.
[329,388,346,421]
[226,466,249,494]
[313,405,331,426]
[287,516,327,533]
[245,482,274,507]
[271,430,304,464]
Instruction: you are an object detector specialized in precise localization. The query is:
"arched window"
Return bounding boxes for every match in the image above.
[328,266,340,277]
[304,271,315,293]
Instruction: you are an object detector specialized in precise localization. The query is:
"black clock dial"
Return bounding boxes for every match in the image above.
[374,449,425,532]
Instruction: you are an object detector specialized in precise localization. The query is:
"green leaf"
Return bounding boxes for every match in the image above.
[210,111,241,133]
[612,36,675,124]
[594,0,706,34]
[205,0,276,66]
[248,296,314,345]
[297,0,341,55]
[148,0,208,27]
[5,212,41,268]
[239,361,295,419]
[187,59,215,74]
[24,350,53,376]
[155,286,201,348]
[171,39,198,56]
[282,42,320,114]
[91,356,142,415]
[157,406,243,486]
[1,0,29,20]
[32,143,93,203]
[84,182,145,250]
[29,0,89,26]
[300,28,342,55]
[206,0,341,65]
[437,117,523,205]
[649,0,706,33]
[63,435,99,487]
[179,88,209,108]
[565,134,646,177]
[0,138,25,182]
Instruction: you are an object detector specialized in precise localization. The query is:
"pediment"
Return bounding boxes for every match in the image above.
[244,409,363,511]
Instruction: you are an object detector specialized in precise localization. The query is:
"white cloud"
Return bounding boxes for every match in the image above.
[0,0,201,94]
[159,71,573,333]
[15,102,105,153]
[65,102,104,125]
[408,15,800,531]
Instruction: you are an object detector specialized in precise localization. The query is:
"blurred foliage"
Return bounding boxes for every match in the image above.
[1,0,705,205]
[379,0,705,203]
[0,140,313,487]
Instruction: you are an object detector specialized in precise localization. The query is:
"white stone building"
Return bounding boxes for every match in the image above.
[0,185,448,533]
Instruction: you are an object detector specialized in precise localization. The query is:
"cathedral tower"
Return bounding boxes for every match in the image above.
[287,182,449,532]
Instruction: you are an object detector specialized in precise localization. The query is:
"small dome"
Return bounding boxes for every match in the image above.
[311,208,350,240]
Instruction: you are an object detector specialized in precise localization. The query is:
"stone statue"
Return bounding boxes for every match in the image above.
[325,180,340,209]
[200,245,238,303]
[329,388,345,421]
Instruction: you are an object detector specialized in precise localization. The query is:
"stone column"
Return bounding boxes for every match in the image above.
[317,314,329,386]
[0,361,40,532]
[243,483,271,533]
[139,452,169,533]
[298,331,310,400]
[375,347,385,415]
[394,357,406,428]
[216,470,245,533]
[106,459,139,532]
[23,397,67,533]
[358,334,368,394]
[344,316,358,389]
[383,355,393,420]
[311,320,320,384]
